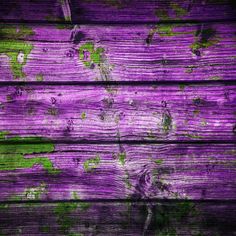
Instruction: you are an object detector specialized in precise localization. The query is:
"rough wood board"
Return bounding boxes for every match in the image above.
[0,84,235,141]
[0,0,235,23]
[0,23,235,81]
[0,143,235,201]
[0,201,235,235]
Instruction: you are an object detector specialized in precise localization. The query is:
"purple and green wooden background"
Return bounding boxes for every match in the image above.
[0,0,236,235]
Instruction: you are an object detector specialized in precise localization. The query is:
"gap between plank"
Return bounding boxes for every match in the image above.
[0,140,235,145]
[0,80,235,86]
[0,18,236,25]
[1,198,236,205]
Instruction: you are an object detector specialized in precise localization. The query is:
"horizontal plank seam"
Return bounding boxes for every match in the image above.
[1,199,236,205]
[0,81,236,86]
[0,140,236,145]
[1,18,236,25]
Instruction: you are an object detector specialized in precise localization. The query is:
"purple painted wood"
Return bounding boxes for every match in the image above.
[0,23,235,81]
[0,201,236,235]
[0,0,235,23]
[0,84,235,141]
[0,143,235,201]
[0,1,236,235]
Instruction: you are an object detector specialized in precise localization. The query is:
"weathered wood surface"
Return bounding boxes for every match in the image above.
[1,0,236,23]
[0,143,235,201]
[0,201,235,236]
[0,84,235,141]
[0,23,236,81]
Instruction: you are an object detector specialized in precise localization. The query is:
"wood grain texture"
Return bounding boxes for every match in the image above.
[0,23,235,82]
[0,143,235,201]
[0,0,235,23]
[0,201,236,235]
[0,84,235,141]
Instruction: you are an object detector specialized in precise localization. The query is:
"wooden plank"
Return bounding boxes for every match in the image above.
[0,0,69,23]
[0,84,235,141]
[0,143,235,201]
[0,0,235,23]
[0,201,235,235]
[0,23,235,81]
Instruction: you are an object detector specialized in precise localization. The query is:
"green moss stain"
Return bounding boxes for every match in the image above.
[0,131,59,174]
[41,225,50,233]
[190,28,219,53]
[54,202,78,234]
[79,42,105,68]
[54,192,90,234]
[147,4,188,44]
[153,200,197,235]
[118,152,126,166]
[0,25,34,39]
[155,9,169,20]
[170,3,188,17]
[83,155,100,172]
[83,0,123,8]
[45,16,74,29]
[179,84,186,91]
[0,26,34,79]
[124,169,132,189]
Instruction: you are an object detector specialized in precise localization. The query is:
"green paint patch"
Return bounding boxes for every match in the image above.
[0,26,34,79]
[118,152,126,166]
[155,159,163,165]
[79,42,105,68]
[83,155,100,172]
[36,74,44,81]
[0,40,33,79]
[0,131,59,174]
[185,133,203,139]
[25,183,47,200]
[81,112,86,120]
[209,76,221,80]
[179,84,186,91]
